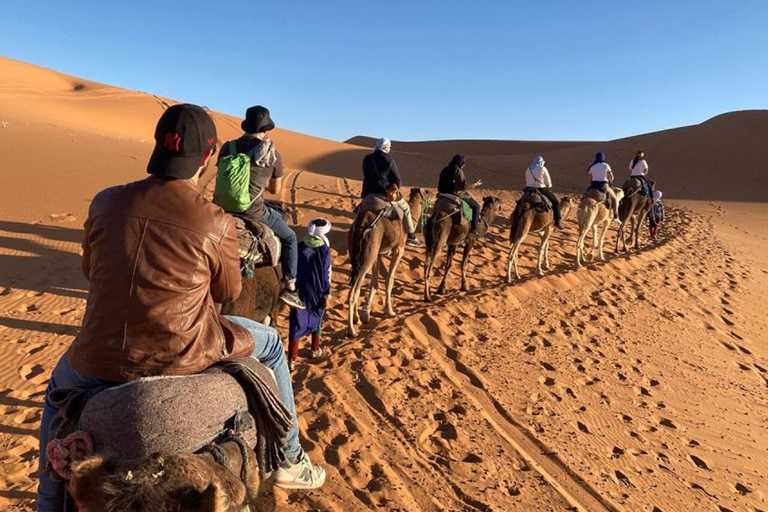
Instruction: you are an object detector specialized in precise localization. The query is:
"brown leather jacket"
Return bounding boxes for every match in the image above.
[69,177,253,382]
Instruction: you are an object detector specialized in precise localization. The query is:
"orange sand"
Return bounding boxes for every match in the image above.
[0,56,766,511]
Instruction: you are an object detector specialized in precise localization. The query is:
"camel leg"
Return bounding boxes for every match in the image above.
[425,224,449,302]
[537,228,552,276]
[437,245,457,295]
[424,253,435,303]
[360,258,379,324]
[460,239,474,292]
[507,222,531,282]
[347,257,376,337]
[543,232,552,271]
[598,221,610,261]
[634,210,647,249]
[384,245,405,317]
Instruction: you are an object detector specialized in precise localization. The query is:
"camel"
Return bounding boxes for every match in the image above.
[506,193,573,282]
[347,187,428,337]
[576,187,625,267]
[68,439,259,512]
[222,266,283,327]
[424,196,502,302]
[616,177,655,252]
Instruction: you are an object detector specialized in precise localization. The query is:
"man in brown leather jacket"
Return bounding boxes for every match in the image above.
[36,105,324,511]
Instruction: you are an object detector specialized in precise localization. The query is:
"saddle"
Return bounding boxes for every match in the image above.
[625,176,653,198]
[518,187,552,212]
[358,193,403,220]
[433,193,471,226]
[584,186,614,212]
[233,216,281,270]
[47,358,291,478]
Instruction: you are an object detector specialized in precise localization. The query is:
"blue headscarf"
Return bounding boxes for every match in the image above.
[593,152,606,164]
[528,155,545,171]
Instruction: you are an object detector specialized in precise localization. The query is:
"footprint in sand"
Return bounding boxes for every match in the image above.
[49,213,76,222]
[687,454,710,470]
[576,421,590,434]
[611,469,633,487]
[20,364,46,383]
[733,482,751,495]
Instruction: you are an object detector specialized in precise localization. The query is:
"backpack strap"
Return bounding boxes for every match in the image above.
[228,140,238,156]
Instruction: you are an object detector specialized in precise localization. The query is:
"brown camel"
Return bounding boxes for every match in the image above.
[424,196,502,301]
[347,188,428,337]
[506,194,573,282]
[222,266,284,327]
[576,187,625,267]
[69,439,259,512]
[616,177,655,252]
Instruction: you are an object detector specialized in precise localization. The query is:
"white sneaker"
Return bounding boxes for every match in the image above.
[274,451,326,490]
[311,347,329,360]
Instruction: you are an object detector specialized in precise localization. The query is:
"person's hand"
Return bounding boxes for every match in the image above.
[473,179,483,188]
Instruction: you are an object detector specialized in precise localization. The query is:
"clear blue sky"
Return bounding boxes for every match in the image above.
[2,1,767,142]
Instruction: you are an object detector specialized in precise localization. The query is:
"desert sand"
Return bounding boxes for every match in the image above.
[0,56,766,511]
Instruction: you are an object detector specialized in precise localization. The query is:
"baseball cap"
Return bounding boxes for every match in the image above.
[147,104,217,180]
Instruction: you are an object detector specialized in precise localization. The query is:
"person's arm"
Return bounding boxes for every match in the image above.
[542,168,553,188]
[643,160,649,176]
[455,167,467,192]
[388,158,403,188]
[81,206,95,280]
[323,246,332,298]
[211,218,243,304]
[267,151,285,195]
[606,164,614,183]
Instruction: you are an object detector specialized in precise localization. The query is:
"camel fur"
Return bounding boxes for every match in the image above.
[616,177,655,253]
[506,195,573,282]
[347,188,428,337]
[68,439,258,512]
[576,187,625,267]
[424,196,502,301]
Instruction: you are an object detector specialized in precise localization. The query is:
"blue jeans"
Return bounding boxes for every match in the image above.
[37,352,107,511]
[262,207,298,284]
[37,318,301,511]
[225,315,301,460]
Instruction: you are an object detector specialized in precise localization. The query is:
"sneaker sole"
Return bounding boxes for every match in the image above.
[280,297,306,309]
[274,476,326,490]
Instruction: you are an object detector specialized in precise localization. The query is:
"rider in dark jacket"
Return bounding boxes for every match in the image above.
[438,155,481,234]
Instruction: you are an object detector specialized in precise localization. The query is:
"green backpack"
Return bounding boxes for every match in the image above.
[214,141,256,213]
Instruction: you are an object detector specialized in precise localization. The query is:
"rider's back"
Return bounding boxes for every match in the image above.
[69,176,253,382]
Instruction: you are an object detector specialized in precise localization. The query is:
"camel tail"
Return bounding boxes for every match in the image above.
[349,218,372,285]
[424,214,437,251]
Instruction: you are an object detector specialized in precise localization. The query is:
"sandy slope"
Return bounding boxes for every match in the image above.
[0,57,766,511]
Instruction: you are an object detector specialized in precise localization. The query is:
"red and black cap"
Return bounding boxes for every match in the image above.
[147,103,217,180]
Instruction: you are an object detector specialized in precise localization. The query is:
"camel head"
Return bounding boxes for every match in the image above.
[409,187,430,202]
[560,196,574,220]
[482,196,503,215]
[69,450,250,512]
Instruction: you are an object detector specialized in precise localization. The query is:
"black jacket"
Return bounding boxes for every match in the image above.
[438,163,467,195]
[361,150,402,198]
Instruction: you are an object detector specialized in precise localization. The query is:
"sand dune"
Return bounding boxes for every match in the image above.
[0,57,766,512]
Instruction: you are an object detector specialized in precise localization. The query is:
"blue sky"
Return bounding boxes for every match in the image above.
[2,1,766,142]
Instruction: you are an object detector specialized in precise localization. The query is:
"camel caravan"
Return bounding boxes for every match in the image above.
[37,104,663,512]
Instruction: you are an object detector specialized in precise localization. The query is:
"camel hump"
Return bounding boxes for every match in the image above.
[519,188,552,211]
[585,188,607,203]
[359,194,402,220]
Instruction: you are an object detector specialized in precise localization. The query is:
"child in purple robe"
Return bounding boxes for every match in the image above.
[288,218,332,371]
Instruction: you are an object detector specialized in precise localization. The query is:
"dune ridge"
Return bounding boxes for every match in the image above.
[0,57,766,511]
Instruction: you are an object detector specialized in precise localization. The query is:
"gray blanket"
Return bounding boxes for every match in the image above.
[58,358,290,475]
